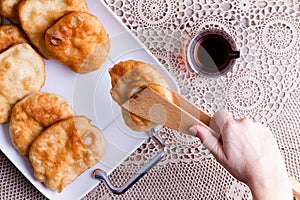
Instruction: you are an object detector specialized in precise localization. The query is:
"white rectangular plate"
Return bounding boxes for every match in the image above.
[0,0,178,199]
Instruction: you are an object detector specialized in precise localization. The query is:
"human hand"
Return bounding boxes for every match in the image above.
[189,109,293,200]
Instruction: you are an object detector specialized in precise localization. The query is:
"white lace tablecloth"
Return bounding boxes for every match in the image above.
[1,0,299,199]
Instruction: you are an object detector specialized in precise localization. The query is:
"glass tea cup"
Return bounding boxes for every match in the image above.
[186,29,240,77]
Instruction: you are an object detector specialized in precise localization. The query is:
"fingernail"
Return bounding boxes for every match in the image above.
[214,109,231,132]
[189,126,198,136]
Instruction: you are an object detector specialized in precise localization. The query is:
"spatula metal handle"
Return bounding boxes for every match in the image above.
[92,130,165,195]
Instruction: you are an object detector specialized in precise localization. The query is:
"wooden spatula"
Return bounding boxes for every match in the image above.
[122,87,219,138]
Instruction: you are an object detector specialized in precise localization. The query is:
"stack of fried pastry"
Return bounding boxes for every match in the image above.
[0,0,107,192]
[0,0,110,73]
[9,92,105,192]
[29,115,105,192]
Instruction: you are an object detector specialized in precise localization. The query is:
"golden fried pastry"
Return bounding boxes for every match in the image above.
[10,92,74,156]
[0,24,28,53]
[45,11,110,74]
[0,0,21,24]
[18,0,88,58]
[29,116,105,192]
[0,43,45,123]
[109,60,174,132]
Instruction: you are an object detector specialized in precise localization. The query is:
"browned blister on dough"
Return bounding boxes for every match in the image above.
[45,11,110,73]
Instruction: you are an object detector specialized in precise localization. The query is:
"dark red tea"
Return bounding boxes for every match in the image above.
[187,30,240,77]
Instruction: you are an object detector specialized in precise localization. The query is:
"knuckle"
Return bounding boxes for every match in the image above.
[223,118,235,130]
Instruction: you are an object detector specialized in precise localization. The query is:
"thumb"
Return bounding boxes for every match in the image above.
[190,125,224,160]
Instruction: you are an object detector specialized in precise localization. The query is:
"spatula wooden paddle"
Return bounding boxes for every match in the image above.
[122,87,219,138]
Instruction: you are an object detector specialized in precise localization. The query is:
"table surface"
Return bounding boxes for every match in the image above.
[1,0,299,199]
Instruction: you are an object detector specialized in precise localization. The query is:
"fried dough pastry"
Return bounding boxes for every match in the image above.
[45,11,110,74]
[0,24,28,53]
[0,43,45,123]
[109,60,174,132]
[10,92,74,156]
[18,0,88,58]
[29,116,105,192]
[0,0,21,24]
